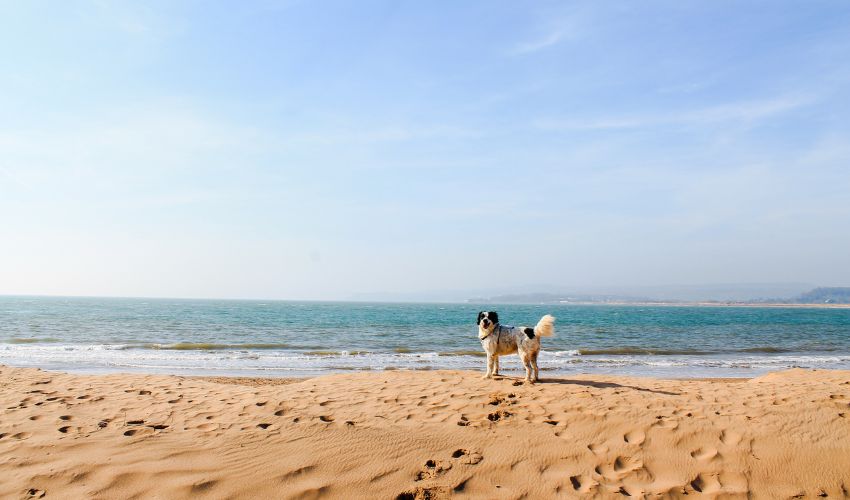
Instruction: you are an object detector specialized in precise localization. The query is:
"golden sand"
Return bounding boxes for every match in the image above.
[2,366,849,499]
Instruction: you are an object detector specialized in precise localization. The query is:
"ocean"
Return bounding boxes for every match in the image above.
[1,296,849,378]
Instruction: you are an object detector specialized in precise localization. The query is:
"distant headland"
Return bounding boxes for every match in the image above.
[468,287,850,306]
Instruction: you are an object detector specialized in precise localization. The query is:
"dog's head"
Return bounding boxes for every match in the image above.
[477,311,499,338]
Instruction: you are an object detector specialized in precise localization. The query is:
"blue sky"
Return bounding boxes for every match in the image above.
[1,1,849,300]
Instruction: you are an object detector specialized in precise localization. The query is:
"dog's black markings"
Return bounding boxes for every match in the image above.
[523,327,535,339]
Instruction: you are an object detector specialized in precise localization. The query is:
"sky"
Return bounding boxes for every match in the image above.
[1,1,849,301]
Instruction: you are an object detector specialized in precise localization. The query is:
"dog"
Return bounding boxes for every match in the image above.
[477,311,555,384]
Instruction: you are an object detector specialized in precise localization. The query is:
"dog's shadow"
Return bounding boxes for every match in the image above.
[538,377,680,396]
[492,375,680,396]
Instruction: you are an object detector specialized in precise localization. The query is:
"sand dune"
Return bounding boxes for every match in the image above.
[1,365,849,499]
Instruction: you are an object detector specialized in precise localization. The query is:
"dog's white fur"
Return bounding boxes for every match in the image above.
[477,311,555,384]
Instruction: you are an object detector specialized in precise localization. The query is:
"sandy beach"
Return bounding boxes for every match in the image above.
[2,366,849,499]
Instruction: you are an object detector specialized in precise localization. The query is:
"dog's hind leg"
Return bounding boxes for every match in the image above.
[521,353,534,384]
[532,353,540,382]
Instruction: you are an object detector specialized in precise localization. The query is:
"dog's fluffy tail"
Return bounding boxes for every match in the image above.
[534,314,555,337]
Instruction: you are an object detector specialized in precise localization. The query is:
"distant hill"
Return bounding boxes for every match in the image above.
[794,287,850,304]
[467,283,814,304]
[469,285,849,305]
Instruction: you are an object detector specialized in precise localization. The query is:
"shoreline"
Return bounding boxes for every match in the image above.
[3,365,849,498]
[4,358,845,383]
[33,366,760,383]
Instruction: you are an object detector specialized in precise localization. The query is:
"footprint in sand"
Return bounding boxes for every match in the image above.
[59,415,72,421]
[690,447,719,462]
[720,430,742,446]
[451,449,483,465]
[26,488,46,498]
[554,429,574,439]
[569,474,598,494]
[587,443,608,455]
[396,486,451,500]
[653,417,679,430]
[487,410,511,422]
[319,415,334,423]
[257,423,272,429]
[594,456,641,481]
[488,394,505,406]
[690,473,722,494]
[415,459,452,481]
[624,429,646,445]
[123,428,154,437]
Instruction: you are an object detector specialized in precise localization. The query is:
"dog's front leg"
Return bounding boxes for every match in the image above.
[493,355,500,376]
[483,354,495,379]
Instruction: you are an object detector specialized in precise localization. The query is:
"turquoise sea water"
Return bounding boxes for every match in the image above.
[1,296,849,378]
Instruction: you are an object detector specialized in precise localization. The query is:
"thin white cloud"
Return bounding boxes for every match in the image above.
[509,30,565,55]
[534,94,815,131]
[287,123,483,146]
[508,7,590,56]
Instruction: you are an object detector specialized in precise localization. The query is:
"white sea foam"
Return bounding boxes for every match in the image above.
[2,343,850,378]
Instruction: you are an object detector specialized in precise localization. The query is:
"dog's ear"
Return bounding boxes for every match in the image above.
[489,311,499,324]
[477,311,485,324]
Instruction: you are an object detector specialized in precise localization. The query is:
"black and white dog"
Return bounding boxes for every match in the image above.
[477,311,555,384]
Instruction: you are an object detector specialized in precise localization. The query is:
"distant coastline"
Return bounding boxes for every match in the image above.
[468,286,850,307]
